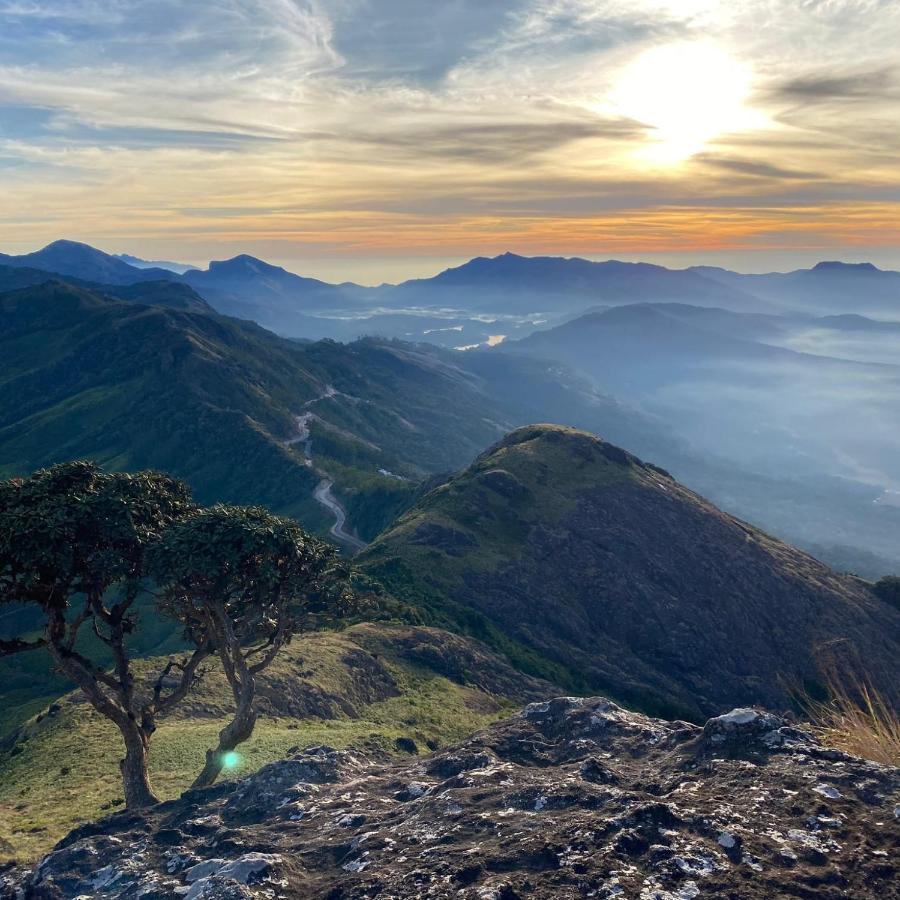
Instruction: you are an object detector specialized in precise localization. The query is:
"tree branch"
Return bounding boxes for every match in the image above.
[65,598,92,651]
[210,600,245,692]
[149,647,209,717]
[247,606,292,674]
[45,628,127,726]
[91,617,115,647]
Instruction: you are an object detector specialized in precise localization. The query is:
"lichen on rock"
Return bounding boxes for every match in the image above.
[4,697,898,899]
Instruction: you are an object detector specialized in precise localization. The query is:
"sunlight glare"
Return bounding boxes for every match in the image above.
[612,42,753,164]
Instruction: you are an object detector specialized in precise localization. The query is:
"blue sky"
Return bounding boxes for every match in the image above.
[0,0,898,282]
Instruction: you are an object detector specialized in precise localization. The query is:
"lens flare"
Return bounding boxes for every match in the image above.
[222,751,241,769]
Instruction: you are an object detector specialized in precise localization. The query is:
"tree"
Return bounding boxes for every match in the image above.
[148,505,355,787]
[0,462,208,808]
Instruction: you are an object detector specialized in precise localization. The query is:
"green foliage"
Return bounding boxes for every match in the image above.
[149,504,362,786]
[148,505,353,644]
[0,461,207,807]
[0,461,193,615]
[0,463,366,800]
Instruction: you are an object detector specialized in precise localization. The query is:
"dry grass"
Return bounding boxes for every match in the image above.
[805,671,900,767]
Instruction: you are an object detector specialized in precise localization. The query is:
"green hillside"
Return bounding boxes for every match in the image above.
[0,282,325,517]
[0,280,672,539]
[359,425,900,720]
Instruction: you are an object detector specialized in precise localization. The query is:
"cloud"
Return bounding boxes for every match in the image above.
[773,66,897,101]
[0,0,898,271]
[327,1,528,83]
[697,155,823,181]
[340,117,644,165]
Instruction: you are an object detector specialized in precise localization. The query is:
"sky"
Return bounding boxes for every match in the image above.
[0,0,898,284]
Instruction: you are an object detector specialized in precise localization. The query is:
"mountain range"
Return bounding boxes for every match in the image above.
[693,260,900,318]
[383,251,771,314]
[2,241,899,575]
[0,278,674,543]
[5,241,899,336]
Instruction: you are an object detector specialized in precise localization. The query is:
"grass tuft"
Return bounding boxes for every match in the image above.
[804,670,900,766]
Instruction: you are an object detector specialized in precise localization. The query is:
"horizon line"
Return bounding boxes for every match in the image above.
[3,239,895,288]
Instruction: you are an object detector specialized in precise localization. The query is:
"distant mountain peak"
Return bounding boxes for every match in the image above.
[199,255,335,290]
[0,239,181,286]
[39,239,107,256]
[210,254,280,273]
[43,238,87,248]
[230,253,268,264]
[811,260,880,272]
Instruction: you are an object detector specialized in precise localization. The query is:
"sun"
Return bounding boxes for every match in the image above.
[611,42,753,164]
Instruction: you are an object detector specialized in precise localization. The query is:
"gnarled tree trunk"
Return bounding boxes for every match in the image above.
[192,676,257,788]
[47,635,160,809]
[119,718,160,808]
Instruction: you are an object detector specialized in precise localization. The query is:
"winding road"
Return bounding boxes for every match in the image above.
[313,478,368,553]
[285,400,369,555]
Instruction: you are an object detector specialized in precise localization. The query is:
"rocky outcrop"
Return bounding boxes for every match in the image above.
[6,697,897,899]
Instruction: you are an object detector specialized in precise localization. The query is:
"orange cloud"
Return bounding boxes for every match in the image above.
[105,202,898,259]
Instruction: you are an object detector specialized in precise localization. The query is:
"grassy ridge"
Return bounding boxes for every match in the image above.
[361,424,628,594]
[358,425,900,723]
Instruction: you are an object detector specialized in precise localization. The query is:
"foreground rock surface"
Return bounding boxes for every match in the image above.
[4,697,898,899]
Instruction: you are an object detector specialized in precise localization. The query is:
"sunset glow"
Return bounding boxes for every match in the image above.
[0,0,898,279]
